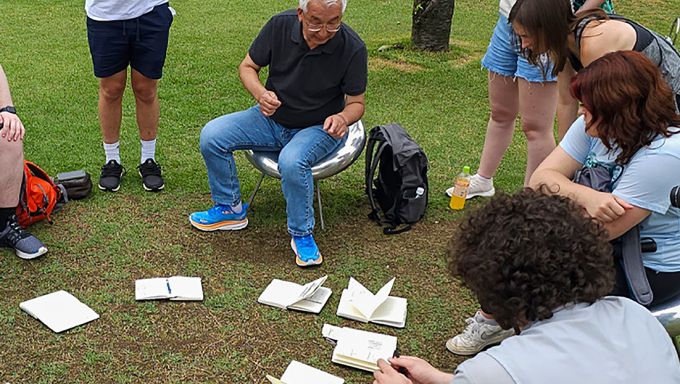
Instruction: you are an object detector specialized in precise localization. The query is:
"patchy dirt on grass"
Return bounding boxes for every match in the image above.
[0,197,478,383]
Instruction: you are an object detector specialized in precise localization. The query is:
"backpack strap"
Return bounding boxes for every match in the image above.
[366,140,388,223]
[383,224,412,235]
[620,226,654,306]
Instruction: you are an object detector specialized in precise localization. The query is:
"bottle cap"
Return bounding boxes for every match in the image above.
[463,166,471,173]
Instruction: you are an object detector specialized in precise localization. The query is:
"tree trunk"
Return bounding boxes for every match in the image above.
[412,0,455,51]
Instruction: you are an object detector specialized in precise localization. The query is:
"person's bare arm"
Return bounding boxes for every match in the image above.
[324,93,365,139]
[0,65,24,141]
[238,53,281,116]
[529,147,641,240]
[556,62,578,141]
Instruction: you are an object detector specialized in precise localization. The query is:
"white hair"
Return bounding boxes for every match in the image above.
[299,0,347,13]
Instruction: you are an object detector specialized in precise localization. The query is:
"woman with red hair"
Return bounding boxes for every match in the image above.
[531,50,680,306]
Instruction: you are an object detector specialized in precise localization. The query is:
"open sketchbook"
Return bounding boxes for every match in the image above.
[135,276,203,301]
[266,360,344,384]
[20,290,99,333]
[258,275,332,314]
[323,324,398,372]
[337,277,407,328]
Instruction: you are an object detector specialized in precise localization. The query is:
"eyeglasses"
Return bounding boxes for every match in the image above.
[306,22,342,33]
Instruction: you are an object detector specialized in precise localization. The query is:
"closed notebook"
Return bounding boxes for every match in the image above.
[266,360,344,384]
[258,275,332,314]
[135,276,203,301]
[336,277,407,328]
[19,290,99,333]
[323,324,397,373]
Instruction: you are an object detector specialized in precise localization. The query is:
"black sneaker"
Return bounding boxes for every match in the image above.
[0,215,48,260]
[99,160,125,192]
[138,158,165,192]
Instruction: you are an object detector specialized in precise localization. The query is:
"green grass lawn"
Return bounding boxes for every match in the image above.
[1,0,679,382]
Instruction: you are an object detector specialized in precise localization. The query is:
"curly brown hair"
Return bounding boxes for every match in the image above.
[447,189,614,330]
[571,51,680,165]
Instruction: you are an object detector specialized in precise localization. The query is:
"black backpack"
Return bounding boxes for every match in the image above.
[365,124,428,234]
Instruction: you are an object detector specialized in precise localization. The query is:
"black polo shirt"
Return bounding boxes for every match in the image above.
[249,9,368,128]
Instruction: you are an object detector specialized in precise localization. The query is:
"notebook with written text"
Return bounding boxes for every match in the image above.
[323,324,398,373]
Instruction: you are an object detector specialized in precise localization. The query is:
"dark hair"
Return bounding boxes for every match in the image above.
[509,0,575,76]
[571,51,680,164]
[447,189,614,331]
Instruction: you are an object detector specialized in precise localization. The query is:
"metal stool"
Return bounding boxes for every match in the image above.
[652,295,680,355]
[244,120,366,230]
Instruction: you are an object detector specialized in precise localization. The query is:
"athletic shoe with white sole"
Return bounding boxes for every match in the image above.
[291,234,323,267]
[445,311,515,355]
[445,174,495,199]
[189,203,248,231]
[99,160,125,192]
[138,158,165,192]
[0,215,48,260]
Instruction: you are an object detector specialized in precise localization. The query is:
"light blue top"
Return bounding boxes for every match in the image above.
[454,297,680,384]
[560,116,680,272]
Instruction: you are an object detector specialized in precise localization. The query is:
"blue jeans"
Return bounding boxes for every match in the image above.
[199,106,343,236]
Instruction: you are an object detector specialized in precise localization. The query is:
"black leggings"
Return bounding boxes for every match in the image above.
[611,260,680,307]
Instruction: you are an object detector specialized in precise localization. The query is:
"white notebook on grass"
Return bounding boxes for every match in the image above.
[266,360,344,384]
[20,290,99,333]
[258,275,332,314]
[323,324,398,372]
[336,277,407,328]
[135,276,203,301]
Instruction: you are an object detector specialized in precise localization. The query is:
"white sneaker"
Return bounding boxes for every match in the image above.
[445,174,495,199]
[445,311,515,355]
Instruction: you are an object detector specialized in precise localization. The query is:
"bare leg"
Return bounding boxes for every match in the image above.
[98,69,128,144]
[130,69,159,141]
[477,72,520,179]
[518,79,557,186]
[0,139,23,207]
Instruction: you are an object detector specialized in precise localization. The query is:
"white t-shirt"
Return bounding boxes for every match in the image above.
[498,0,516,18]
[85,0,168,21]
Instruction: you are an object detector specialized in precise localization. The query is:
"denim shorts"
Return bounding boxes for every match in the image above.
[481,14,557,83]
[86,3,173,79]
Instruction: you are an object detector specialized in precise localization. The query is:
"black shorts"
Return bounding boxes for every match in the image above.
[86,3,173,79]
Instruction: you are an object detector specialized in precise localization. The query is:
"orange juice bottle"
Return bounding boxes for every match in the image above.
[449,166,471,210]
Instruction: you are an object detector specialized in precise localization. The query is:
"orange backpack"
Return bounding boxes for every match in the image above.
[16,161,64,227]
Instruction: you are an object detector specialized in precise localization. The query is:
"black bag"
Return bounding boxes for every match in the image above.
[365,124,428,234]
[54,170,93,200]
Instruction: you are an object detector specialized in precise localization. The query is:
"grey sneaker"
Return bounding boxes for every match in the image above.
[445,174,495,199]
[0,215,48,260]
[445,311,515,355]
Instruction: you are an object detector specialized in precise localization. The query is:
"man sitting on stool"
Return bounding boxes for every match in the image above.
[190,0,367,267]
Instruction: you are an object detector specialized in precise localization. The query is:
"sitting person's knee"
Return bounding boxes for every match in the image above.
[0,138,24,163]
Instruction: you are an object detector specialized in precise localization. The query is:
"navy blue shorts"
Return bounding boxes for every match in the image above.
[87,3,173,79]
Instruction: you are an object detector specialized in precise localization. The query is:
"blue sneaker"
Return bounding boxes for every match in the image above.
[189,203,248,231]
[291,234,323,267]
